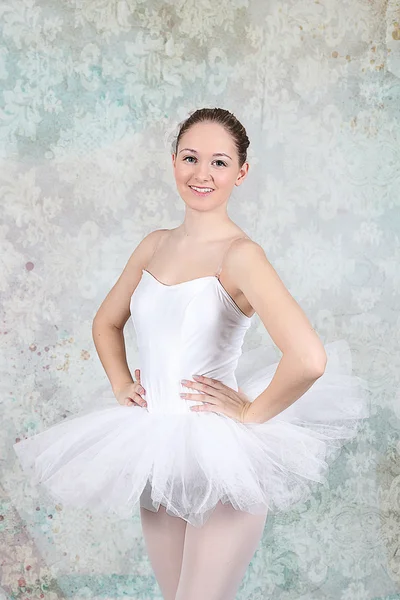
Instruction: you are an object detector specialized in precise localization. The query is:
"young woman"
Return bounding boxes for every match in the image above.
[14,108,369,600]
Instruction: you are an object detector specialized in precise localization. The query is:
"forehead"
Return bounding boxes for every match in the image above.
[179,122,235,152]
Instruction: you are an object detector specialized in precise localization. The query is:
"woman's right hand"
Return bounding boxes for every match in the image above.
[113,369,147,408]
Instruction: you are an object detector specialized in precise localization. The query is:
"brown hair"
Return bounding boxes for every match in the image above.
[171,108,250,169]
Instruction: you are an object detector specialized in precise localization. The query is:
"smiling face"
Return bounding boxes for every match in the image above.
[172,121,249,211]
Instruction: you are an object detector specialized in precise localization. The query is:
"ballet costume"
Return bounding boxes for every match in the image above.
[13,236,369,528]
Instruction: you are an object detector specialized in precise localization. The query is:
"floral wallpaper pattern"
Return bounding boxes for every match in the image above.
[1,0,399,598]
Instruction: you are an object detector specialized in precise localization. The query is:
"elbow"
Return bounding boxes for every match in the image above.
[92,315,100,333]
[92,315,107,339]
[304,349,327,379]
[92,315,122,336]
[91,317,99,342]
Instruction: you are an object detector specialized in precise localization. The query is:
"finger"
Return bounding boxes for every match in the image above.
[135,381,146,396]
[135,393,147,407]
[190,400,218,414]
[182,381,223,402]
[190,403,211,412]
[125,398,135,406]
[181,393,216,405]
[131,372,148,407]
[126,392,147,407]
[192,375,225,390]
[126,399,147,408]
[183,380,211,394]
[192,379,237,405]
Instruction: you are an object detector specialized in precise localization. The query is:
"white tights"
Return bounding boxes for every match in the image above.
[140,501,268,600]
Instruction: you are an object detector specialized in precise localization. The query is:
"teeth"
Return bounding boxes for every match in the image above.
[190,186,213,193]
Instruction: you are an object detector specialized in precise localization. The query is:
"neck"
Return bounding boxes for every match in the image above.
[179,213,234,243]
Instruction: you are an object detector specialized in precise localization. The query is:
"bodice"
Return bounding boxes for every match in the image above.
[129,269,252,414]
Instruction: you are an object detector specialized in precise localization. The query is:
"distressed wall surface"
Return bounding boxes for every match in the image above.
[1,1,399,598]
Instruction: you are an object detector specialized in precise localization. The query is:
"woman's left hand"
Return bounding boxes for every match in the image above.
[180,375,252,423]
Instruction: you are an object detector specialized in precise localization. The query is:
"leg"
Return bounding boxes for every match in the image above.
[140,504,187,600]
[175,501,268,600]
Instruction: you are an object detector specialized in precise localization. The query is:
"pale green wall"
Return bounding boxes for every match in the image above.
[1,1,399,598]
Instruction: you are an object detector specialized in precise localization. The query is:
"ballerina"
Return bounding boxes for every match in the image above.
[14,107,369,600]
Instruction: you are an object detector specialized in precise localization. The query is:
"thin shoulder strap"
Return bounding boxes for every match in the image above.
[146,230,169,269]
[216,236,249,278]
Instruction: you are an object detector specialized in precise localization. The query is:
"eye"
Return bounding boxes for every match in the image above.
[183,156,227,167]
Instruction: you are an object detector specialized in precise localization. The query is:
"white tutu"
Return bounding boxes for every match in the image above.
[13,339,369,528]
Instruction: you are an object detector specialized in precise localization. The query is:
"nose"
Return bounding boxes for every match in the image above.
[194,161,212,183]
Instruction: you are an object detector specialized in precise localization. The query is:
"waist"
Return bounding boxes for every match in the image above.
[141,372,238,415]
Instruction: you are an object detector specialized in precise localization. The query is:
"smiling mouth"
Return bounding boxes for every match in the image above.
[188,185,215,196]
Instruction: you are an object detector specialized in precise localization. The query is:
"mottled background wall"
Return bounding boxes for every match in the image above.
[1,0,399,599]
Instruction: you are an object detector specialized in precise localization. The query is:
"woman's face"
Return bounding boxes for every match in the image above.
[172,121,249,211]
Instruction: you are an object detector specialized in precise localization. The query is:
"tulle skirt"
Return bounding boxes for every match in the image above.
[13,340,369,528]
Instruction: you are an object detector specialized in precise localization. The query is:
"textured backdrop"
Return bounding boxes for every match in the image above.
[1,0,399,599]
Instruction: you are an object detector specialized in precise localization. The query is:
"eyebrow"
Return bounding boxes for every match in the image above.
[178,148,232,160]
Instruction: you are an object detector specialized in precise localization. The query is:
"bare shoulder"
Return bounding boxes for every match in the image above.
[140,228,170,251]
[92,228,169,329]
[227,236,285,299]
[225,235,274,289]
[227,236,327,368]
[130,228,172,263]
[229,236,268,268]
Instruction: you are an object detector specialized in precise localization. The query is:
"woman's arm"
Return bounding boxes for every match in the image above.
[92,229,166,394]
[227,240,327,425]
